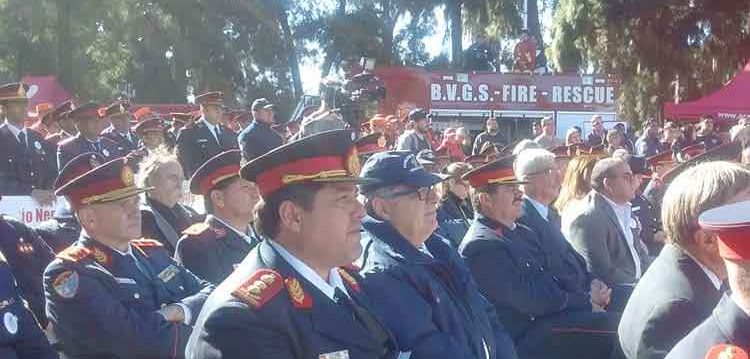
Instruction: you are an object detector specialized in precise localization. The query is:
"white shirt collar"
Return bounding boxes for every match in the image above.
[684,249,723,291]
[267,239,349,301]
[210,215,254,246]
[200,117,217,131]
[599,192,632,213]
[524,195,549,221]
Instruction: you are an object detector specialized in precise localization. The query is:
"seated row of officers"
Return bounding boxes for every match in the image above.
[3,127,748,359]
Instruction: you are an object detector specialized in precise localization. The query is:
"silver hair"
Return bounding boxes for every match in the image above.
[514,148,556,180]
[135,148,180,188]
[512,139,541,155]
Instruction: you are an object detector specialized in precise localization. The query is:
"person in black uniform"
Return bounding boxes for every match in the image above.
[175,150,260,284]
[0,203,55,328]
[0,82,57,203]
[56,102,121,170]
[176,92,238,178]
[100,100,139,155]
[167,113,193,150]
[43,100,77,145]
[44,156,213,359]
[0,252,58,359]
[237,98,283,162]
[35,152,106,254]
[666,200,750,359]
[459,156,621,359]
[357,151,517,359]
[137,150,202,254]
[187,130,399,359]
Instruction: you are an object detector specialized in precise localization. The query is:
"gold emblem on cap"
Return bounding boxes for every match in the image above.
[377,136,387,148]
[121,166,135,186]
[347,148,361,175]
[17,85,26,97]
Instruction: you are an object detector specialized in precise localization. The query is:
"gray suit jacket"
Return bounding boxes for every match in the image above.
[566,191,650,285]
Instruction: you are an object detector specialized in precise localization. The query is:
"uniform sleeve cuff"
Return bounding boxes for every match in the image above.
[176,303,192,325]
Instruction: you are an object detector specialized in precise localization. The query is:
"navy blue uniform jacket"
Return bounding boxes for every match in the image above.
[186,240,398,359]
[44,235,213,359]
[359,215,517,359]
[0,124,57,194]
[56,134,121,171]
[237,121,283,162]
[0,258,58,359]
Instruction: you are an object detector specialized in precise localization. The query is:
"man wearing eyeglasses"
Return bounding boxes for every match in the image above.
[565,158,651,287]
[357,151,518,359]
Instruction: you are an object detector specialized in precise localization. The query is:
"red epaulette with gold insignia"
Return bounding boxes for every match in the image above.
[130,238,164,248]
[56,246,93,263]
[182,223,210,237]
[232,269,284,309]
[337,267,361,293]
[285,277,313,309]
[705,344,748,359]
[342,263,360,272]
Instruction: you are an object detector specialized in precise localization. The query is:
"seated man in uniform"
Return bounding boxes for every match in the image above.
[459,156,621,359]
[137,149,202,254]
[620,162,750,359]
[44,156,213,359]
[56,102,122,170]
[357,151,518,359]
[666,199,750,358]
[0,251,58,359]
[187,130,399,359]
[176,150,261,284]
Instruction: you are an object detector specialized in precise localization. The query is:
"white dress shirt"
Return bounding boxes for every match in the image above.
[200,117,221,144]
[600,193,642,279]
[211,215,255,246]
[4,120,23,142]
[685,251,722,290]
[267,240,350,301]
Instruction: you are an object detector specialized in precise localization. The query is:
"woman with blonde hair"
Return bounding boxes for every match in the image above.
[555,155,599,234]
[436,162,474,248]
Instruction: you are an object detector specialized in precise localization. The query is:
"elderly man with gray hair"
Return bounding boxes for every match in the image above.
[618,162,750,359]
[565,157,650,286]
[514,149,612,313]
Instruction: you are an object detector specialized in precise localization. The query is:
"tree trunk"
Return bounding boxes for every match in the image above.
[526,0,541,41]
[279,1,303,99]
[381,0,394,65]
[56,0,73,90]
[320,0,347,78]
[449,0,463,67]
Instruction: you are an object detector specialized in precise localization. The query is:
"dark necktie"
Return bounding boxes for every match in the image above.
[334,288,391,356]
[17,131,27,149]
[214,126,222,145]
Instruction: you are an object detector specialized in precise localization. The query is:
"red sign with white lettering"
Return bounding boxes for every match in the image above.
[375,67,620,115]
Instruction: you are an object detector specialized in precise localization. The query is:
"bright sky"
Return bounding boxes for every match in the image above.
[299,3,553,94]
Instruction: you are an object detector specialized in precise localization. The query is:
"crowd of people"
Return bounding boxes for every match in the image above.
[1,78,750,359]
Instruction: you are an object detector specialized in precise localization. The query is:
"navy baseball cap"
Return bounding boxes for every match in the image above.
[359,151,447,193]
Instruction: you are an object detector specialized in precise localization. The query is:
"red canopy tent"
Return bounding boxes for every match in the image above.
[664,63,750,122]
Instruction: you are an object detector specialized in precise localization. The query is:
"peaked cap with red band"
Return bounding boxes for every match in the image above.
[134,117,165,136]
[68,102,102,122]
[55,157,152,209]
[54,152,107,191]
[240,129,365,199]
[646,151,674,167]
[170,113,193,124]
[354,132,388,156]
[462,155,527,188]
[195,91,224,106]
[0,82,29,103]
[46,101,75,124]
[190,150,242,195]
[699,200,750,261]
[99,101,130,119]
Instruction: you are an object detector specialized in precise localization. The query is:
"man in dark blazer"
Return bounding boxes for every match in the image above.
[176,91,237,178]
[514,149,605,306]
[566,158,650,286]
[619,162,750,359]
[0,82,57,201]
[666,200,750,359]
[237,98,283,162]
[99,101,139,155]
[459,156,619,359]
[176,150,260,284]
[56,102,122,170]
[186,130,399,359]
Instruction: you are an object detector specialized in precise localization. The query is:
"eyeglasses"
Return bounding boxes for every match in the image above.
[385,186,436,201]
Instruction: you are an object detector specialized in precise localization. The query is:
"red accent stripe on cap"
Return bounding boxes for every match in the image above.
[255,156,346,198]
[467,168,516,188]
[199,164,241,195]
[66,177,127,208]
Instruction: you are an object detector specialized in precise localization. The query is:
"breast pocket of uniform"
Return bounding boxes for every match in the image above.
[115,278,150,308]
[197,139,209,151]
[157,264,189,296]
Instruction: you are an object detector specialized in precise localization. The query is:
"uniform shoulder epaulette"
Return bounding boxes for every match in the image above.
[130,238,164,248]
[56,246,93,263]
[182,223,211,237]
[337,267,361,293]
[232,269,284,309]
[705,344,747,359]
